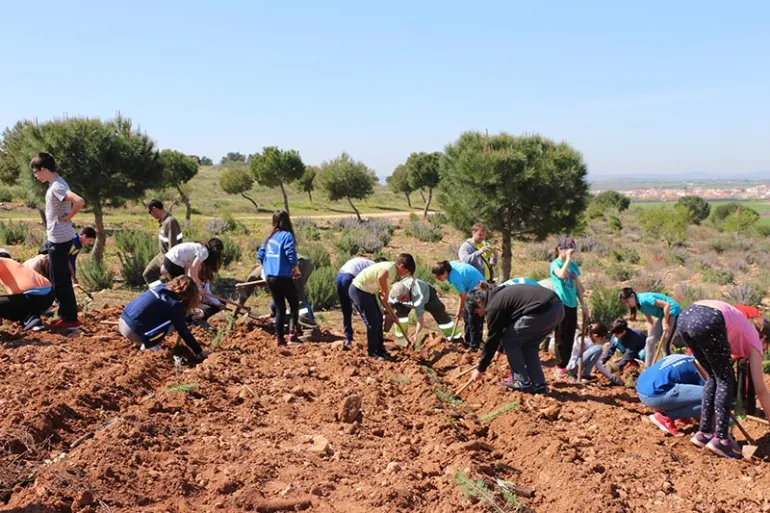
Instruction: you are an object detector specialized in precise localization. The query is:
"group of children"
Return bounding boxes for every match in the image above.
[1,153,768,461]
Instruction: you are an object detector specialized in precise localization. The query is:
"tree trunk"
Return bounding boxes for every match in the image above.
[91,202,106,264]
[279,182,290,214]
[422,187,433,219]
[501,229,512,281]
[175,184,192,222]
[241,193,259,212]
[419,190,426,202]
[405,193,412,208]
[38,208,46,227]
[307,190,313,204]
[347,197,362,222]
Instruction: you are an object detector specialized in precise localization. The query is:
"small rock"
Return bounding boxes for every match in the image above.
[540,405,561,421]
[339,394,363,423]
[283,394,295,403]
[331,341,345,351]
[311,486,324,497]
[662,481,675,494]
[372,428,385,437]
[76,490,93,507]
[385,461,401,474]
[344,424,358,435]
[422,463,441,477]
[308,435,334,456]
[591,463,605,474]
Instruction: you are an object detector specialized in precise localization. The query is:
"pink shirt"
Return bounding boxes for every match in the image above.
[695,300,763,358]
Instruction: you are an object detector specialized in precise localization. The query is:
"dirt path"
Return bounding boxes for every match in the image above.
[2,310,770,512]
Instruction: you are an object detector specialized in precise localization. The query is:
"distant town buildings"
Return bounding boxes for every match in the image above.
[593,183,770,202]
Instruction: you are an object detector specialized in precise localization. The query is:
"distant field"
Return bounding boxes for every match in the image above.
[631,199,770,224]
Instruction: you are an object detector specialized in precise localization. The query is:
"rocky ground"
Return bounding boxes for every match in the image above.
[1,309,770,513]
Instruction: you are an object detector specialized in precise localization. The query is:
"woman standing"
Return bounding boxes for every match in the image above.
[677,300,770,459]
[619,287,682,366]
[258,211,301,347]
[549,237,589,381]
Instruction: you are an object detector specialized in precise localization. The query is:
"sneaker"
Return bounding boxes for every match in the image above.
[368,350,395,362]
[649,413,684,437]
[690,431,714,448]
[553,368,570,382]
[500,380,534,394]
[533,384,549,395]
[706,438,743,459]
[22,317,43,332]
[288,334,303,345]
[276,339,287,347]
[468,345,480,353]
[343,340,353,351]
[503,375,513,384]
[49,319,81,333]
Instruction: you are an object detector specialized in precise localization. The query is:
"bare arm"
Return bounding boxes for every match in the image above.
[377,270,390,299]
[457,292,467,319]
[749,348,770,420]
[61,191,84,222]
[189,258,204,290]
[644,314,655,334]
[414,313,425,342]
[654,299,672,331]
[553,254,572,279]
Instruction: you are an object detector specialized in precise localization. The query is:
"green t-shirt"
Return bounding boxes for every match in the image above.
[352,261,397,294]
[549,258,581,308]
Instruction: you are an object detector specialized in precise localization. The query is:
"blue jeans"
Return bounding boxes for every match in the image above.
[348,284,383,354]
[638,384,703,420]
[335,272,355,342]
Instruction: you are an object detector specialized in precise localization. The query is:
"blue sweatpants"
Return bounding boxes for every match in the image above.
[335,272,355,343]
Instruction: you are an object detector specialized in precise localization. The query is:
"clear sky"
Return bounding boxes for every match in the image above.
[2,1,769,179]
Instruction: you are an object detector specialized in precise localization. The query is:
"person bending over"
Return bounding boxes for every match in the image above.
[387,277,459,343]
[0,255,55,331]
[602,318,646,371]
[566,322,623,385]
[119,275,208,361]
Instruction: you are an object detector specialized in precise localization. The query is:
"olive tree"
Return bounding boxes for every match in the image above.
[406,151,441,218]
[439,132,589,280]
[387,164,413,208]
[159,150,199,222]
[317,152,377,222]
[220,165,259,212]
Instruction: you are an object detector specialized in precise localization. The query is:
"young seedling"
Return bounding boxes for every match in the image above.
[167,383,197,394]
[454,470,525,513]
[479,402,520,425]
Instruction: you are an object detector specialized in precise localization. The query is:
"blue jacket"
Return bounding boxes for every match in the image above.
[120,284,202,354]
[258,230,298,278]
[637,354,704,396]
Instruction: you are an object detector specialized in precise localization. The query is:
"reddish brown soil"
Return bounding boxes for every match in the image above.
[2,312,770,513]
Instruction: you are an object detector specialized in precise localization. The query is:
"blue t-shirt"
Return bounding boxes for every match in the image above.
[636,354,704,396]
[447,261,484,294]
[549,258,581,308]
[501,277,539,287]
[637,292,681,319]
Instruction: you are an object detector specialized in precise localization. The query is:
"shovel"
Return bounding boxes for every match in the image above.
[455,377,475,397]
[650,330,669,366]
[380,293,414,349]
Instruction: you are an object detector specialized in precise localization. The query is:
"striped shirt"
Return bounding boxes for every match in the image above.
[45,176,75,243]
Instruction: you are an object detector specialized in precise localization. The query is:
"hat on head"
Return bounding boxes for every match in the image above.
[0,248,10,259]
[390,281,409,301]
[557,237,577,250]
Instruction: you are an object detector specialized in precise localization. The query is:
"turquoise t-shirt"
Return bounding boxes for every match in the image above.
[447,261,484,294]
[549,258,581,308]
[501,277,539,287]
[637,292,682,319]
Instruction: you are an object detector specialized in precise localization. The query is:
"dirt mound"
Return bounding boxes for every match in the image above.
[1,314,770,512]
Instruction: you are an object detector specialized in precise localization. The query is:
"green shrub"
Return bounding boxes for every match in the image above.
[673,283,704,309]
[665,248,688,266]
[220,236,242,268]
[589,287,627,328]
[611,247,640,264]
[754,224,770,238]
[529,267,549,282]
[605,262,636,282]
[404,220,443,242]
[427,212,448,226]
[702,267,734,285]
[78,259,115,291]
[115,230,156,287]
[335,230,389,256]
[709,239,729,254]
[632,274,666,294]
[526,243,553,262]
[305,266,338,310]
[0,221,28,245]
[303,243,331,269]
[576,236,597,253]
[0,187,13,203]
[222,212,249,234]
[294,217,321,242]
[608,216,623,233]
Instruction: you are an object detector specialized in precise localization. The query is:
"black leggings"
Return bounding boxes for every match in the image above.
[554,305,577,368]
[677,304,735,439]
[266,276,298,342]
[163,257,185,278]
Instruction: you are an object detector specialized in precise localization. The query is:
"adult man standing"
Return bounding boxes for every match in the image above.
[458,222,497,283]
[143,200,183,284]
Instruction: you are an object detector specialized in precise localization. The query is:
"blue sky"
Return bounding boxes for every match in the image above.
[2,1,769,179]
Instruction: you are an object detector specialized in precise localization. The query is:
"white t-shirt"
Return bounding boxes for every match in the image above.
[339,257,374,277]
[166,242,208,269]
[45,176,75,243]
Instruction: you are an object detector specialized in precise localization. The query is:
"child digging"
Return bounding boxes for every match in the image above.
[566,322,623,385]
[431,260,486,351]
[677,300,770,459]
[602,318,647,372]
[258,211,302,347]
[349,254,416,361]
[619,287,682,366]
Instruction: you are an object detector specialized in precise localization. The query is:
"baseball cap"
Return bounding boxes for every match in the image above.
[557,237,577,250]
[0,248,10,259]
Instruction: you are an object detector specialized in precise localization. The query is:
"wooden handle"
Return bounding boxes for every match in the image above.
[731,414,757,445]
[235,280,265,288]
[455,377,474,396]
[746,415,770,426]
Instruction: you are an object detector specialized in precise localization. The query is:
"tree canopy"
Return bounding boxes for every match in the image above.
[317,152,377,221]
[675,195,711,225]
[438,132,589,279]
[639,205,690,247]
[592,190,631,212]
[221,152,246,164]
[220,165,259,212]
[199,156,213,166]
[386,164,412,208]
[297,165,318,204]
[1,115,164,262]
[249,146,305,214]
[159,149,199,222]
[406,151,442,218]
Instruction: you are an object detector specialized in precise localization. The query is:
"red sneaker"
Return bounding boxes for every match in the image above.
[649,412,683,437]
[49,319,81,333]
